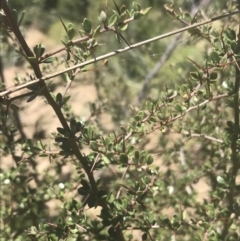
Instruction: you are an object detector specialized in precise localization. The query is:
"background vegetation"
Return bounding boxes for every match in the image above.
[0,0,240,240]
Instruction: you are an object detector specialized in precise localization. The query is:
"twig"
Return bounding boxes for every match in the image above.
[62,68,81,98]
[152,93,229,129]
[181,131,224,143]
[116,164,130,199]
[0,55,5,86]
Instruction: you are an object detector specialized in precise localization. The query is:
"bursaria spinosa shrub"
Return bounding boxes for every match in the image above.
[0,0,240,240]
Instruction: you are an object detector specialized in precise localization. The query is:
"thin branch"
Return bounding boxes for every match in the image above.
[181,131,224,143]
[62,68,81,98]
[156,93,229,126]
[0,55,6,86]
[0,10,238,99]
[116,164,130,199]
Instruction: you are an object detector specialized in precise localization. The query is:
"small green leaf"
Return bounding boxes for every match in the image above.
[119,153,128,164]
[108,14,118,27]
[132,2,141,11]
[216,176,226,185]
[118,23,128,31]
[76,121,84,131]
[108,193,115,203]
[56,93,62,105]
[12,9,18,23]
[198,70,204,79]
[62,73,71,82]
[87,195,97,208]
[18,10,25,27]
[142,232,147,241]
[83,18,92,33]
[48,234,58,241]
[226,120,234,128]
[103,137,110,146]
[134,150,139,160]
[57,127,67,135]
[28,57,37,63]
[181,84,189,93]
[67,22,74,29]
[146,100,153,111]
[67,27,75,40]
[108,143,114,151]
[110,133,115,140]
[81,179,90,189]
[190,72,198,80]
[175,104,183,113]
[90,141,98,151]
[146,154,153,165]
[120,126,127,134]
[33,43,45,59]
[200,104,206,110]
[213,38,222,51]
[87,126,93,139]
[183,12,192,22]
[163,218,172,229]
[62,95,71,106]
[225,28,236,40]
[120,5,127,14]
[210,51,220,63]
[60,141,72,152]
[133,12,141,20]
[236,139,240,146]
[70,118,77,133]
[26,93,38,102]
[148,212,155,223]
[220,54,228,65]
[209,72,218,80]
[78,187,89,196]
[99,11,107,23]
[231,41,238,53]
[134,115,141,121]
[127,146,134,155]
[42,57,55,63]
[39,153,48,157]
[140,7,151,15]
[93,25,101,38]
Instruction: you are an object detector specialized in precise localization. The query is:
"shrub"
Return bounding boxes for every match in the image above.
[0,0,240,240]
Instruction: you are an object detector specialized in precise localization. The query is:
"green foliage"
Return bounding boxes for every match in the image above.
[0,0,240,241]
